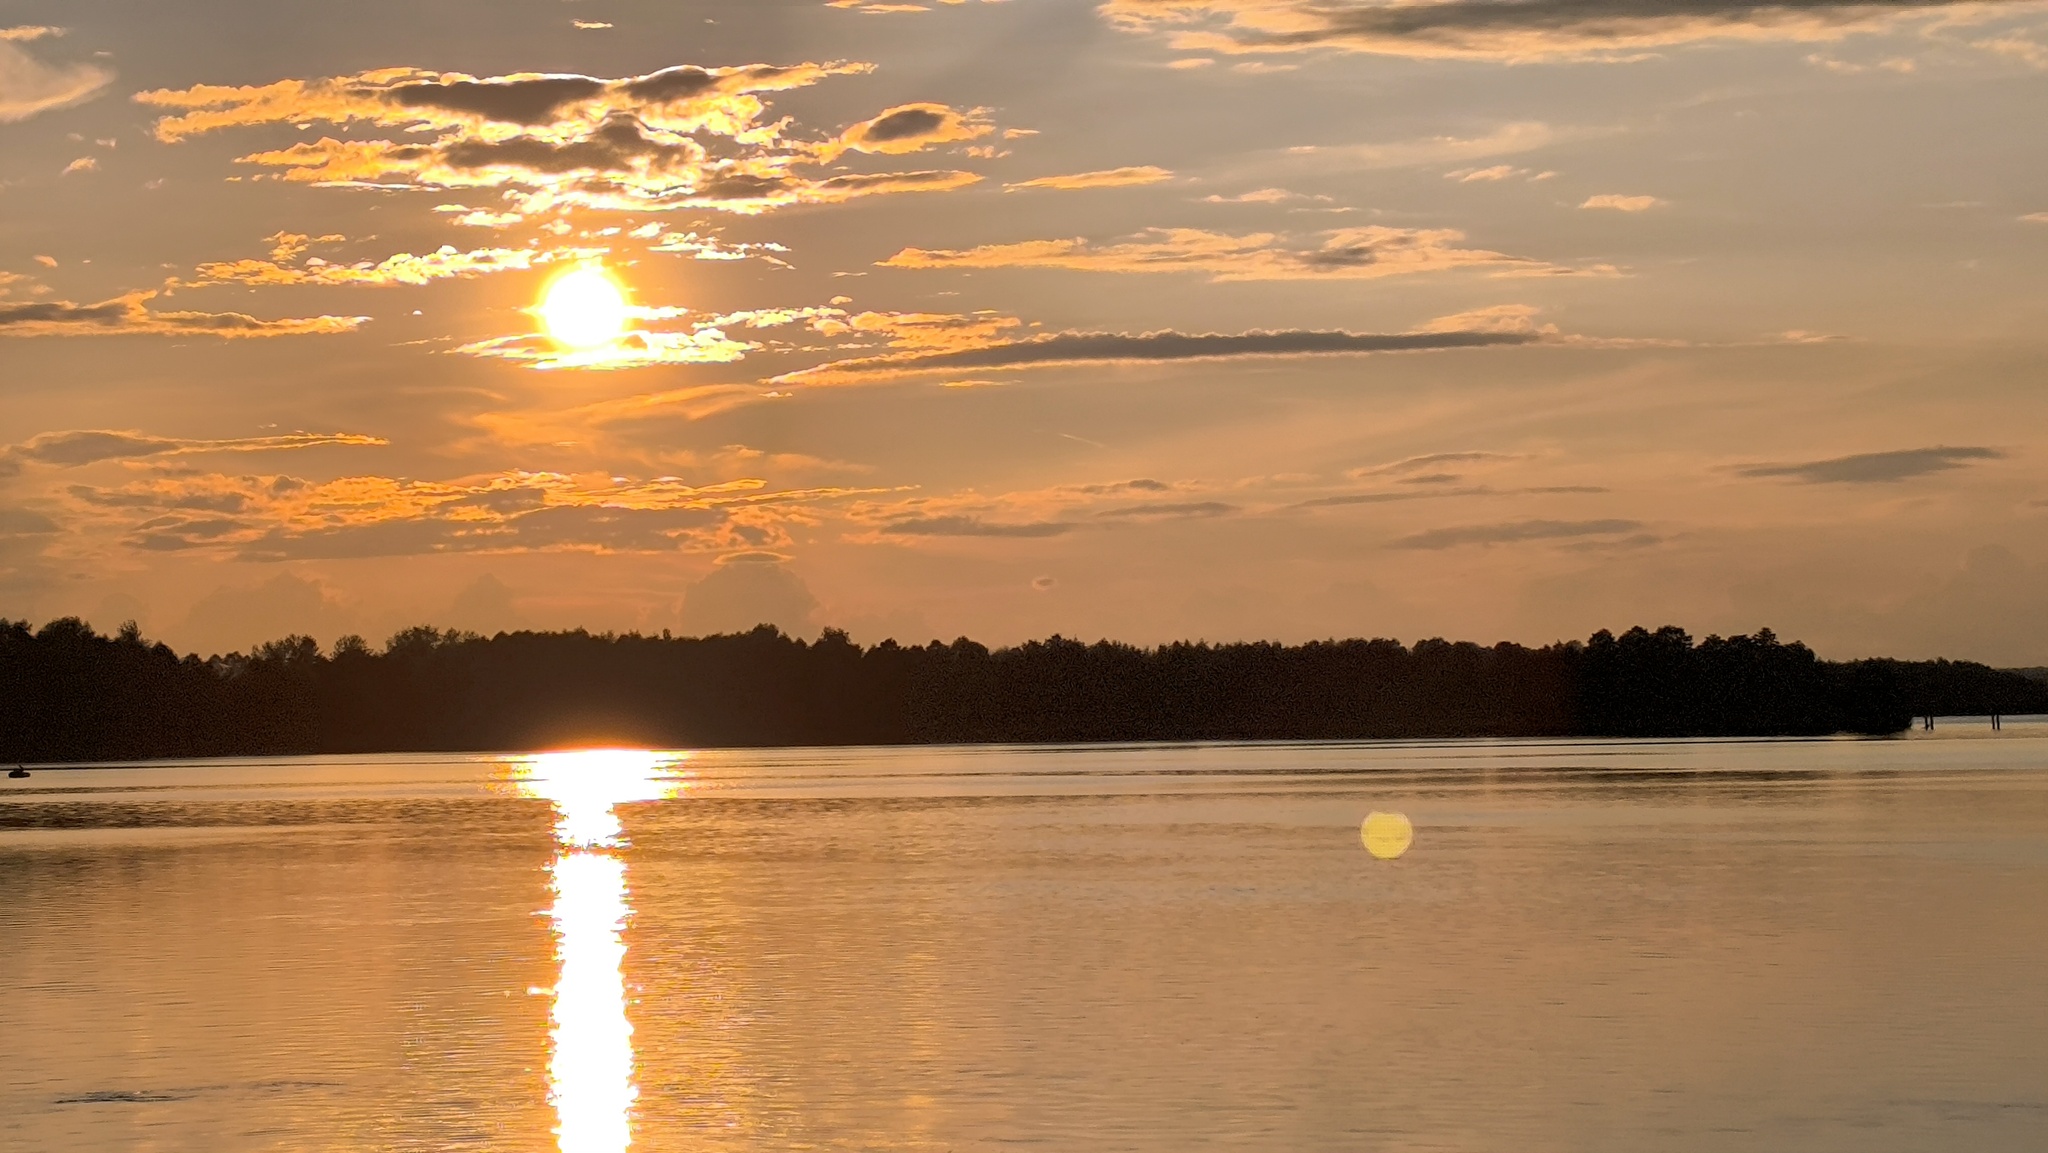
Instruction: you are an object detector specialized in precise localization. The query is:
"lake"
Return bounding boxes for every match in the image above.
[4,733,2047,1152]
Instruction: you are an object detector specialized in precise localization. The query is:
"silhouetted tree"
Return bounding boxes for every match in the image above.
[4,616,2033,764]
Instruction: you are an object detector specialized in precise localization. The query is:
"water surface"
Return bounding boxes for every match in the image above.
[4,735,2047,1152]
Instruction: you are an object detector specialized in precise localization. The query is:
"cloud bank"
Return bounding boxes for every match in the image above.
[136,63,987,218]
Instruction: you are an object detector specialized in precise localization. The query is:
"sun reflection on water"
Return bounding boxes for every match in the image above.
[510,749,688,1153]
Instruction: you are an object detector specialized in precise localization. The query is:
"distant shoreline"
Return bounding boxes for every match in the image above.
[6,618,2047,765]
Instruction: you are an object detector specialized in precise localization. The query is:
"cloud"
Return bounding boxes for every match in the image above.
[187,243,601,288]
[881,225,1590,281]
[1005,166,1175,191]
[1391,518,1644,549]
[1581,193,1665,211]
[136,63,984,217]
[1350,451,1518,478]
[0,430,383,475]
[174,572,356,654]
[455,323,758,371]
[1736,445,2006,483]
[61,156,96,175]
[0,32,112,123]
[830,102,992,156]
[0,508,60,534]
[70,467,881,558]
[1284,121,1570,173]
[1448,164,1554,182]
[778,325,1539,384]
[878,515,1075,538]
[0,293,367,339]
[235,503,730,559]
[1199,187,1328,203]
[456,301,1022,375]
[1095,501,1238,518]
[1292,488,1482,509]
[1099,0,2010,62]
[678,553,819,636]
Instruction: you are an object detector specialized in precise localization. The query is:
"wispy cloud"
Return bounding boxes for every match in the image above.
[69,468,885,558]
[0,294,367,339]
[0,27,112,123]
[1006,166,1175,191]
[776,325,1540,384]
[1349,451,1519,479]
[1391,518,1644,549]
[2,430,384,474]
[1581,193,1665,211]
[187,244,602,288]
[877,515,1075,538]
[1736,446,2005,483]
[1101,0,2007,62]
[881,225,1600,281]
[1095,501,1238,518]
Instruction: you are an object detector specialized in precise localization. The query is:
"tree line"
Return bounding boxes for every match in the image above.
[4,617,2046,763]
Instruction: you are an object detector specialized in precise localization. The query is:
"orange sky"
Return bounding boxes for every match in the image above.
[3,0,2047,660]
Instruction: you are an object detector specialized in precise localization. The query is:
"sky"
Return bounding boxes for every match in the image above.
[2,0,2047,662]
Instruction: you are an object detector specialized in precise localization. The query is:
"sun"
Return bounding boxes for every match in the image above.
[538,265,630,350]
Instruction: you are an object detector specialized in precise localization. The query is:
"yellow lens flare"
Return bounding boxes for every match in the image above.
[539,265,631,350]
[1361,810,1414,860]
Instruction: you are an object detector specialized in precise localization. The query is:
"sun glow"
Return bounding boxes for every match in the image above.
[539,266,631,350]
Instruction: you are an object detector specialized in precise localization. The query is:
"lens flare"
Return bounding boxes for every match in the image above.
[1361,810,1414,860]
[539,266,630,350]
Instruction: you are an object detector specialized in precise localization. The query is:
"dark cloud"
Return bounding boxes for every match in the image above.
[0,508,60,535]
[129,516,251,551]
[439,113,701,176]
[385,76,607,125]
[863,107,946,142]
[880,515,1075,538]
[781,327,1537,384]
[0,295,365,339]
[619,66,723,103]
[1293,488,1482,509]
[1096,501,1238,518]
[1,429,381,475]
[70,484,252,513]
[1103,0,2006,60]
[1391,518,1643,549]
[1736,446,2005,484]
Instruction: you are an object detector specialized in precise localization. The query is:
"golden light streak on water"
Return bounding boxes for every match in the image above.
[511,750,688,1153]
[550,851,634,1153]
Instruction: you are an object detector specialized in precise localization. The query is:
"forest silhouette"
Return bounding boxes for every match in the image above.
[5,617,2047,763]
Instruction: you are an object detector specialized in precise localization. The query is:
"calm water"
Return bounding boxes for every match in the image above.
[4,733,2047,1152]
